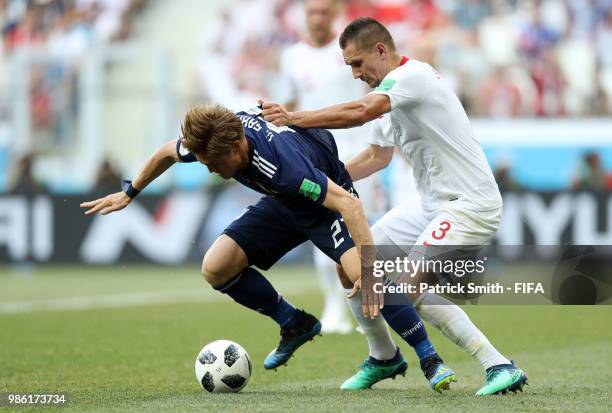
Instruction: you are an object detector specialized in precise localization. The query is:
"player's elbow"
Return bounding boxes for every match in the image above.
[352,98,387,126]
[374,147,394,170]
[337,193,363,217]
[163,140,181,163]
[362,146,392,175]
[349,102,374,127]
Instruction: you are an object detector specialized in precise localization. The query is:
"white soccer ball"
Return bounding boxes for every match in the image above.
[194,340,252,393]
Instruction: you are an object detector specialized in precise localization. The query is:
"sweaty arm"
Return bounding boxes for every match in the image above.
[264,62,430,129]
[261,93,391,129]
[130,140,181,190]
[80,140,180,215]
[346,144,394,181]
[322,178,373,251]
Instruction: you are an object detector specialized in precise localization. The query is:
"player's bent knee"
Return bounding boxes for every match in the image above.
[201,257,226,287]
[201,256,241,287]
[201,235,248,287]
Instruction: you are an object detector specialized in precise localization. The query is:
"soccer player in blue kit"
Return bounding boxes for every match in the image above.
[81,103,457,391]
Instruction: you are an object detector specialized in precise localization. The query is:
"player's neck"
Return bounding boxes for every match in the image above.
[239,138,251,170]
[381,52,405,77]
[389,52,404,71]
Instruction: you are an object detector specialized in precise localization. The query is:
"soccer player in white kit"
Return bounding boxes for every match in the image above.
[276,0,385,334]
[262,17,528,395]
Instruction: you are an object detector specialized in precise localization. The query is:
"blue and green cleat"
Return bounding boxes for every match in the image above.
[421,355,457,392]
[341,348,408,390]
[476,361,528,395]
[264,310,321,370]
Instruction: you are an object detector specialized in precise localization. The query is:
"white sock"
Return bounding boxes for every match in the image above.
[416,293,510,370]
[314,248,348,321]
[345,289,397,361]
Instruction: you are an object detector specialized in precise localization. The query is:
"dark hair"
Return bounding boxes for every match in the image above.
[339,17,396,51]
[181,104,244,159]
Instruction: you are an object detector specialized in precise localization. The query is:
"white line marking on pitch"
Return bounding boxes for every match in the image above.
[0,281,317,314]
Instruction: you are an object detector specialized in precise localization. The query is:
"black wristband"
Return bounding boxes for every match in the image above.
[121,180,140,199]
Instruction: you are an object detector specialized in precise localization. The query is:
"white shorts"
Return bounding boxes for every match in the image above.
[371,201,501,248]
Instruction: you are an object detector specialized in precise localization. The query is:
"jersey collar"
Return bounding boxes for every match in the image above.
[400,55,409,66]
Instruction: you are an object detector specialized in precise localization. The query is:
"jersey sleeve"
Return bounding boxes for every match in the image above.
[175,138,197,163]
[368,118,395,147]
[264,145,330,206]
[370,66,428,110]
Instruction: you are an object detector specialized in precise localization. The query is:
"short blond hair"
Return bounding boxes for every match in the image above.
[181,104,244,159]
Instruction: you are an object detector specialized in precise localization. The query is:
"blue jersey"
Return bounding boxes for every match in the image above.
[176,106,355,207]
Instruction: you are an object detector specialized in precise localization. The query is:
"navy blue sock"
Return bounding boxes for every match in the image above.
[214,267,297,328]
[379,281,438,362]
[414,338,437,360]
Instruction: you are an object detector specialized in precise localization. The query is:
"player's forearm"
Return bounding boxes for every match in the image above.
[346,151,379,181]
[131,140,178,191]
[290,101,372,129]
[338,197,373,250]
[346,146,392,181]
[347,162,378,182]
[322,179,373,251]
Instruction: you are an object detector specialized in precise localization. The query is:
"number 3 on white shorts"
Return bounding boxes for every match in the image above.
[423,220,452,246]
[331,219,345,249]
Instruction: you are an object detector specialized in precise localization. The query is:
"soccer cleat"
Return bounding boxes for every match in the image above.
[263,310,321,370]
[420,355,457,392]
[476,361,528,396]
[341,348,408,390]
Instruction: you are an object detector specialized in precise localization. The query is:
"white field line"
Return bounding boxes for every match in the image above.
[0,279,318,314]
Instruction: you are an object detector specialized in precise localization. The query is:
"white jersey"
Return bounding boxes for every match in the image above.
[276,38,368,161]
[370,57,502,214]
[277,37,388,217]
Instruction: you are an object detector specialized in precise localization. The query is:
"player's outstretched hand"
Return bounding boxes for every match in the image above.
[258,99,292,127]
[347,278,384,320]
[80,191,131,216]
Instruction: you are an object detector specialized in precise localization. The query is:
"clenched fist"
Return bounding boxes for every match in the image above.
[259,99,293,127]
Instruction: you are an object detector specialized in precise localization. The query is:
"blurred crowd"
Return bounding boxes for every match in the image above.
[3,0,612,195]
[0,0,146,134]
[1,0,146,54]
[196,0,612,117]
[571,151,612,190]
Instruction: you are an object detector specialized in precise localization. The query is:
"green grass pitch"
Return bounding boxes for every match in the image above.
[1,265,611,412]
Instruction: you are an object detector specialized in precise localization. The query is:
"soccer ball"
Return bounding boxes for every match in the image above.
[194,340,252,393]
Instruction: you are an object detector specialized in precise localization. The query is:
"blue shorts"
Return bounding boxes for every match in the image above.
[223,196,355,270]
